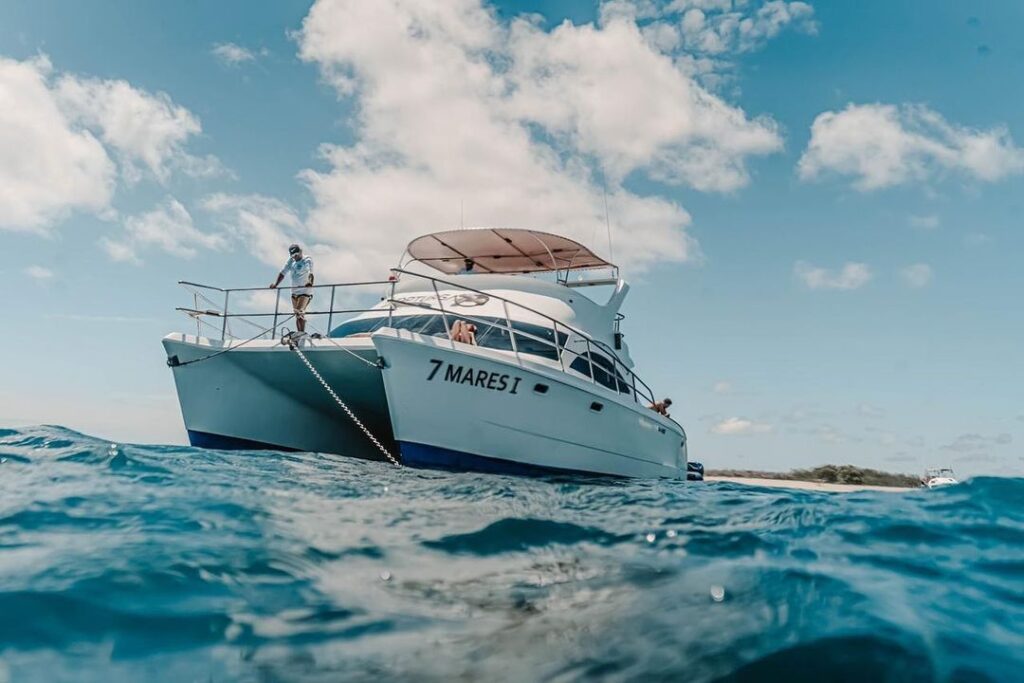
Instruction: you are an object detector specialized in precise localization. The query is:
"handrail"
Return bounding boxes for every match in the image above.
[178,279,394,294]
[388,296,653,404]
[176,278,397,344]
[174,273,669,419]
[386,268,660,407]
[388,268,657,394]
[175,307,387,318]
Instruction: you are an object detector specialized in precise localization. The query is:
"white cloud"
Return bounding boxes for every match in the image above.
[104,197,224,264]
[799,103,1024,190]
[56,74,217,183]
[0,55,115,232]
[712,380,732,394]
[899,263,933,288]
[908,214,939,229]
[794,261,872,290]
[25,265,54,280]
[295,0,782,280]
[211,43,264,66]
[602,1,816,90]
[506,17,782,191]
[710,416,772,435]
[0,54,220,233]
[675,1,817,55]
[201,193,303,268]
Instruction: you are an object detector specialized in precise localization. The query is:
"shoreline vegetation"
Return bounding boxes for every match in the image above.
[706,465,921,489]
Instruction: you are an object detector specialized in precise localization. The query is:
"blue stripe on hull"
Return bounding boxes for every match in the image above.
[187,430,298,452]
[398,441,617,478]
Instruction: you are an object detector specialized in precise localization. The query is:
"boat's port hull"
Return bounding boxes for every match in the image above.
[373,329,686,478]
[163,334,394,460]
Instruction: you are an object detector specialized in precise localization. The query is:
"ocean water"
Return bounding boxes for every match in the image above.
[1,426,1022,682]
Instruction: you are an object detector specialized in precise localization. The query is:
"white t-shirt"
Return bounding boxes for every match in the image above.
[281,256,314,296]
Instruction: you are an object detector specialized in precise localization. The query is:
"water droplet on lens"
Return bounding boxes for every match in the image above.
[666,529,677,538]
[379,570,392,582]
[710,585,725,602]
[645,533,656,543]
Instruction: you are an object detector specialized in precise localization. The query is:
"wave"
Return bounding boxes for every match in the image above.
[1,425,1022,682]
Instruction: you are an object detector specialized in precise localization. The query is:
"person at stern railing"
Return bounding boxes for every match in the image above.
[270,243,314,334]
[648,398,672,417]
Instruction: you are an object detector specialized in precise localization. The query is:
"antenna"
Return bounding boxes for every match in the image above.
[602,180,614,263]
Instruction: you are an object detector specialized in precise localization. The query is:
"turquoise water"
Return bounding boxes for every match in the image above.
[1,426,1021,682]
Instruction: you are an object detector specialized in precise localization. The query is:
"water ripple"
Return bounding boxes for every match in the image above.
[0,425,1021,682]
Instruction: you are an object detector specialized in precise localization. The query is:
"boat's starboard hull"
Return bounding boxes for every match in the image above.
[372,329,686,478]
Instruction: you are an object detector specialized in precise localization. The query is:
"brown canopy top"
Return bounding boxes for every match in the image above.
[405,228,614,275]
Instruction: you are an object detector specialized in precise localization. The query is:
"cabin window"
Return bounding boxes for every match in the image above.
[510,321,567,361]
[329,316,390,337]
[569,351,631,395]
[331,315,568,362]
[330,314,443,338]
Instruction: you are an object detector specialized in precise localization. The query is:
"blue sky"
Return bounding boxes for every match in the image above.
[1,0,1021,476]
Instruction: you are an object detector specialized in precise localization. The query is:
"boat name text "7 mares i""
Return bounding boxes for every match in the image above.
[427,359,522,394]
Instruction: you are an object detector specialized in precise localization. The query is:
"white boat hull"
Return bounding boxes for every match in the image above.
[162,333,393,460]
[372,329,686,478]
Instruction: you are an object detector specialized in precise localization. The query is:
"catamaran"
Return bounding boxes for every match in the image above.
[163,228,688,478]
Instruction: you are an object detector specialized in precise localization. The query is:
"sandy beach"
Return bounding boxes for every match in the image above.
[706,476,914,493]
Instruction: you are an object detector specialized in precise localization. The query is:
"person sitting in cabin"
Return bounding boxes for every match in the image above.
[648,398,672,417]
[460,258,476,274]
[450,320,478,345]
[270,243,314,334]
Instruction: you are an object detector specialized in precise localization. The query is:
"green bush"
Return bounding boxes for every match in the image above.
[706,464,920,488]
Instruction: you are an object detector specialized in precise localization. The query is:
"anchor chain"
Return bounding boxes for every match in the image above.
[286,337,401,467]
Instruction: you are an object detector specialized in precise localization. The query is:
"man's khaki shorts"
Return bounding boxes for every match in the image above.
[292,294,312,320]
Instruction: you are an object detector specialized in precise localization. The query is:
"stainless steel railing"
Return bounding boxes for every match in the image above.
[386,269,659,407]
[176,279,398,341]
[176,271,661,408]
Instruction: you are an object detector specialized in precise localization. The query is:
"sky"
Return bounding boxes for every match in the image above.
[1,0,1021,477]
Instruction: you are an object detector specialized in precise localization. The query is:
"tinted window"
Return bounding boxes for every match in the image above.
[329,316,390,337]
[332,314,569,364]
[331,314,447,338]
[511,321,567,361]
[569,352,631,395]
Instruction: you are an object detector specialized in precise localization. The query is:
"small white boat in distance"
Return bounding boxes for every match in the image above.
[923,468,958,488]
[163,228,687,478]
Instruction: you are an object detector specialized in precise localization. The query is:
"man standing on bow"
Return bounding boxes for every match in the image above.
[270,243,314,334]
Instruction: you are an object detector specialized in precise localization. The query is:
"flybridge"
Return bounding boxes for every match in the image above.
[402,228,619,285]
